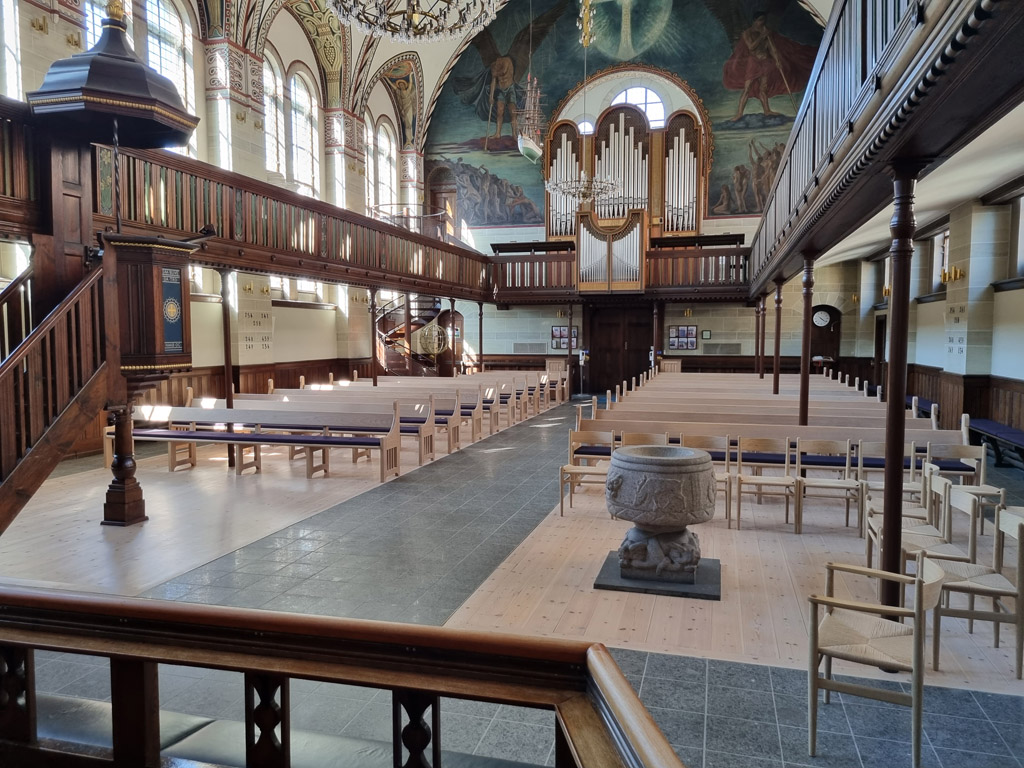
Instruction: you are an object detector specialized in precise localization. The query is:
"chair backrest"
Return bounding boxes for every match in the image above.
[795,438,852,476]
[856,440,918,480]
[569,431,614,459]
[737,436,791,473]
[917,555,946,613]
[620,432,669,447]
[681,434,731,471]
[927,442,985,482]
[995,512,1024,580]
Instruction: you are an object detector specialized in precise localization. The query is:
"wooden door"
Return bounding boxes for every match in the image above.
[810,304,841,362]
[587,307,652,395]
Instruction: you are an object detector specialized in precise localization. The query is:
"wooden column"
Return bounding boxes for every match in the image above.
[772,279,784,395]
[103,403,146,526]
[799,254,815,426]
[652,301,659,372]
[110,659,160,767]
[369,288,379,386]
[449,298,457,376]
[478,301,484,372]
[566,303,574,394]
[758,294,768,378]
[218,269,234,467]
[880,163,925,608]
[754,299,762,377]
[404,292,413,375]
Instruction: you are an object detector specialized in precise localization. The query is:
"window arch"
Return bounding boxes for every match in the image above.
[364,116,376,212]
[263,58,285,177]
[0,0,20,98]
[145,0,194,154]
[610,87,665,128]
[289,73,319,198]
[376,122,397,212]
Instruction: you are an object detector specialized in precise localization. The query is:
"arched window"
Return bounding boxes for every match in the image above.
[610,87,665,128]
[0,0,20,98]
[289,74,319,198]
[364,117,376,212]
[577,119,595,136]
[145,0,194,154]
[85,0,133,49]
[376,123,397,211]
[263,60,285,177]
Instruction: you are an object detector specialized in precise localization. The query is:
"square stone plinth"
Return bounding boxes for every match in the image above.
[593,552,722,601]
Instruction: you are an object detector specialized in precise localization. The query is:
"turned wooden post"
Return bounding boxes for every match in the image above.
[881,162,926,608]
[799,254,815,426]
[478,301,484,372]
[393,690,440,768]
[772,279,783,395]
[103,403,147,526]
[449,297,457,376]
[370,287,379,386]
[218,268,235,467]
[405,292,414,374]
[757,294,767,378]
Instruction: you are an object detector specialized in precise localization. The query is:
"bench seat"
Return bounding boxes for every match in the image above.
[968,418,1024,467]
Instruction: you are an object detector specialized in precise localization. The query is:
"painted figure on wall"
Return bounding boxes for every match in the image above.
[720,10,817,121]
[383,60,417,149]
[453,0,569,148]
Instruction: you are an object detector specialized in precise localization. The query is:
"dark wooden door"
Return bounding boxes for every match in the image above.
[810,304,841,362]
[587,307,652,395]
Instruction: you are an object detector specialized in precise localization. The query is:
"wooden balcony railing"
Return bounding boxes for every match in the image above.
[645,248,749,298]
[748,0,1024,292]
[0,587,685,768]
[94,147,492,301]
[0,98,40,238]
[0,267,33,361]
[491,242,577,302]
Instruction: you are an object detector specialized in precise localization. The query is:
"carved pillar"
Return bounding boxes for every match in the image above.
[753,299,762,377]
[400,150,423,229]
[758,294,767,378]
[478,301,485,372]
[773,279,784,395]
[449,297,457,376]
[103,402,146,526]
[218,269,235,466]
[0,646,35,744]
[369,288,379,386]
[325,107,346,207]
[799,254,815,426]
[881,163,926,607]
[404,292,414,374]
[393,690,440,768]
[344,112,368,213]
[652,301,659,372]
[203,41,236,172]
[566,302,574,397]
[245,673,290,768]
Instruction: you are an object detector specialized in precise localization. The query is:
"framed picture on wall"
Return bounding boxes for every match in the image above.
[560,338,569,349]
[571,326,578,338]
[702,330,712,340]
[669,326,678,338]
[559,326,569,338]
[551,339,559,349]
[687,325,697,338]
[669,338,678,350]
[687,338,697,350]
[571,337,578,349]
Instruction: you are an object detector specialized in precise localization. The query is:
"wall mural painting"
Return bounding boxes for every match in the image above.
[425,0,822,228]
[382,59,418,149]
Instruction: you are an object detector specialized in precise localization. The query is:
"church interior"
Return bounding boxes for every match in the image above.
[0,0,1023,767]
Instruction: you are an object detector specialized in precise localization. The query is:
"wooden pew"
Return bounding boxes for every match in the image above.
[133,403,402,481]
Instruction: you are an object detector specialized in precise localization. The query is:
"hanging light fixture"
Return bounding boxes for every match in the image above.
[544,0,618,204]
[517,0,546,163]
[331,0,498,43]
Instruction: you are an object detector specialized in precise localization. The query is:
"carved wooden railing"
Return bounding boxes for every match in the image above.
[0,98,39,239]
[0,267,33,361]
[94,147,492,301]
[748,0,1024,292]
[0,587,685,768]
[0,268,110,534]
[645,249,749,297]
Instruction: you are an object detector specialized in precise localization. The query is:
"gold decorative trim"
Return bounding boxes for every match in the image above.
[121,364,193,371]
[30,94,198,129]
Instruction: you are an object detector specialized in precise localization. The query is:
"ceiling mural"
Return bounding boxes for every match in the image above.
[424,0,823,228]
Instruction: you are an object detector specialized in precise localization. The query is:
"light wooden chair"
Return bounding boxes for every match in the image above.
[568,430,614,467]
[927,442,1005,535]
[795,438,860,531]
[618,432,669,447]
[809,554,944,768]
[681,434,733,525]
[735,436,797,532]
[929,510,1023,679]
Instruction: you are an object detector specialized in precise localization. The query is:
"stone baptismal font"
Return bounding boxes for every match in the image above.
[595,445,721,599]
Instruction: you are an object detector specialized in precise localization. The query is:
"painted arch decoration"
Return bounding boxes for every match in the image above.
[424,0,823,228]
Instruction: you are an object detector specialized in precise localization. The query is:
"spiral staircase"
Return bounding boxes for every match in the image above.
[375,294,448,377]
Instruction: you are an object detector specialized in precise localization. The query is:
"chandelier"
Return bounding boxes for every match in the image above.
[331,0,498,43]
[543,0,619,204]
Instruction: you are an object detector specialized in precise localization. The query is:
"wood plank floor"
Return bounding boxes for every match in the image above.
[1,427,1021,696]
[445,479,1024,695]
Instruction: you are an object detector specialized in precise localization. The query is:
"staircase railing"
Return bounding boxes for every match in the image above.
[0,267,33,361]
[0,267,109,534]
[0,587,684,768]
[375,295,443,376]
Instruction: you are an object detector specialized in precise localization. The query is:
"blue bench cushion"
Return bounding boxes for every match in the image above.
[573,445,611,458]
[971,418,1024,444]
[134,429,383,448]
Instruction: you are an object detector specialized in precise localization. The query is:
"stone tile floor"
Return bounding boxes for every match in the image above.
[34,404,1024,768]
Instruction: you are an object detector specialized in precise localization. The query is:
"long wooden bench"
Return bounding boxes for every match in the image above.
[133,403,402,481]
[966,415,1024,468]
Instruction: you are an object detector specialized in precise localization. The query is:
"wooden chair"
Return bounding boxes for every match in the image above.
[735,436,797,532]
[681,434,733,526]
[930,510,1023,679]
[927,442,1005,534]
[795,438,860,531]
[809,554,944,768]
[568,430,614,467]
[618,432,669,447]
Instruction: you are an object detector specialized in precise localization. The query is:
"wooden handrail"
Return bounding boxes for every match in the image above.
[0,266,33,361]
[0,587,686,768]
